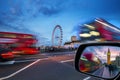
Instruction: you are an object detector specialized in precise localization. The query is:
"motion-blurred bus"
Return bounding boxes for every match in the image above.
[79,52,102,73]
[0,32,39,56]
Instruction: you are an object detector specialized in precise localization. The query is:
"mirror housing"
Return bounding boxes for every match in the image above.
[75,42,120,80]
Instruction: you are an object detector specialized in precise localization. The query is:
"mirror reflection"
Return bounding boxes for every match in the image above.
[79,46,120,79]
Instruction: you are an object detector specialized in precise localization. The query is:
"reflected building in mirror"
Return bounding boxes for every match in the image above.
[107,48,111,65]
[112,54,120,68]
[115,55,120,68]
[106,48,120,68]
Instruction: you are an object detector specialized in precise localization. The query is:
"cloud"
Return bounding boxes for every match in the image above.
[0,21,50,46]
[0,0,120,45]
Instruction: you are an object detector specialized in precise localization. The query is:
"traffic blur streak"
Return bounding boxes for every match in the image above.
[0,32,39,55]
[79,52,102,73]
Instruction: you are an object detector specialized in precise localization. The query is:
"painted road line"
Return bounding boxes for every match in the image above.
[60,59,74,63]
[83,76,104,80]
[0,58,49,80]
[0,59,43,65]
[0,61,15,65]
[66,54,75,56]
[83,77,91,80]
[15,59,38,63]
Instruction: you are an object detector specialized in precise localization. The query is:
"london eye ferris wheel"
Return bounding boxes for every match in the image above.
[52,25,63,47]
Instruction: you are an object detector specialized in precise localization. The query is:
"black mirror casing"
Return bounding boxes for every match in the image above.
[75,42,120,80]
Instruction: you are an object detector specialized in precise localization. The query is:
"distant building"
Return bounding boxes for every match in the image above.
[71,36,77,42]
[64,36,80,49]
[64,41,72,49]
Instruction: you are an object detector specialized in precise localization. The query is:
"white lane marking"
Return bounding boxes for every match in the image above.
[0,61,15,65]
[0,58,49,80]
[83,77,91,80]
[40,54,46,55]
[60,59,74,63]
[66,54,75,56]
[15,59,38,63]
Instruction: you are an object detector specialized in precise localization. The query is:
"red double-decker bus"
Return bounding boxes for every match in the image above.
[0,32,39,55]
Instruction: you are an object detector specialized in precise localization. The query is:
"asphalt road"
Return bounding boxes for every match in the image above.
[0,51,101,80]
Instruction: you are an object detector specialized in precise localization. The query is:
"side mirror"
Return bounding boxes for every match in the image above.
[75,42,120,80]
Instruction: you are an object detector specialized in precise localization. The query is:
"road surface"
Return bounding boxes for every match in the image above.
[0,51,102,80]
